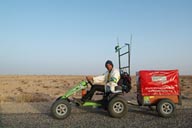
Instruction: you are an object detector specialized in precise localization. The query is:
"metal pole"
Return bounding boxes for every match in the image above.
[118,48,121,72]
[128,44,131,75]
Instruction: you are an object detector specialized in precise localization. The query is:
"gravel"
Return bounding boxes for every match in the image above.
[1,105,192,128]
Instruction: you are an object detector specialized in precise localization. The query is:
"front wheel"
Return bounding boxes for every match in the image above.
[51,99,71,119]
[108,96,128,118]
[157,99,175,118]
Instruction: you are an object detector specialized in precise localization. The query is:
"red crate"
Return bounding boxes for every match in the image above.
[137,70,181,105]
[137,70,180,96]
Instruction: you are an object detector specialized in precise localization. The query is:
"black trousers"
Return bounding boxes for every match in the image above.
[82,84,105,101]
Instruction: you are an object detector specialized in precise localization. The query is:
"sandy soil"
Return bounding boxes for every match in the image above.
[0,75,84,102]
[0,75,191,103]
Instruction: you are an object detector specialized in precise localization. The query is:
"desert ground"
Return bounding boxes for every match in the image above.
[0,75,191,103]
[0,75,192,127]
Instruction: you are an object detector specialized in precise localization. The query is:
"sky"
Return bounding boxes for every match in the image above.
[0,0,192,75]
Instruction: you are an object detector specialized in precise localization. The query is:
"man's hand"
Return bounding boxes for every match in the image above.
[86,76,93,82]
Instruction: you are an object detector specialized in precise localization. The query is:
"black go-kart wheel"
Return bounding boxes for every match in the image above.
[157,99,175,118]
[108,96,128,118]
[51,99,71,119]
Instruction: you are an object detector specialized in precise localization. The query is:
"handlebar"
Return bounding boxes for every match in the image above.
[87,80,93,86]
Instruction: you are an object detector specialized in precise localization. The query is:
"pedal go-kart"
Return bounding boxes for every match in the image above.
[51,78,131,119]
[51,43,132,119]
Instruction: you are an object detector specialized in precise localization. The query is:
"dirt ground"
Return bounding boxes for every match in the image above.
[0,75,191,103]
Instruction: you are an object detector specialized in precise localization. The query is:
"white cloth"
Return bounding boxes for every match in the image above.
[93,68,120,92]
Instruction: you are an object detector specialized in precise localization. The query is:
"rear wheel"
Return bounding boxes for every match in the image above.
[157,99,175,118]
[108,96,128,118]
[51,99,71,119]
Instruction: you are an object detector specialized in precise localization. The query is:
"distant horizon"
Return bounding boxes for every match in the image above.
[0,73,191,76]
[0,69,190,76]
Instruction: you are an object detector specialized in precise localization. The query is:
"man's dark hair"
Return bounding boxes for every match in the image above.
[105,60,113,67]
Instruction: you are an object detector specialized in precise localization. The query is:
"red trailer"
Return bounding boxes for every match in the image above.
[115,43,182,117]
[136,70,182,117]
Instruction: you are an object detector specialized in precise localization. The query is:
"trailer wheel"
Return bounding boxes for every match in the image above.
[157,99,175,118]
[51,99,71,119]
[108,96,128,118]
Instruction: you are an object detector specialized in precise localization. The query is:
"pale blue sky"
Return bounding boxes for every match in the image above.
[0,0,192,75]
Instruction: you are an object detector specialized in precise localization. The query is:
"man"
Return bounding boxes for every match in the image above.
[79,60,120,103]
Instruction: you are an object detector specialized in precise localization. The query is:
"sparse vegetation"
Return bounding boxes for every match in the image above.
[42,85,50,89]
[0,75,191,103]
[21,80,28,85]
[52,80,58,83]
[16,87,23,92]
[37,80,42,83]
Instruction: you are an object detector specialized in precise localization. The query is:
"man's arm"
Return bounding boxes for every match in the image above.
[86,76,93,82]
[86,75,106,85]
[93,75,105,84]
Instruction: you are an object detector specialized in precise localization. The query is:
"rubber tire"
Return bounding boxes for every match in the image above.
[108,96,128,118]
[51,99,71,119]
[157,99,175,118]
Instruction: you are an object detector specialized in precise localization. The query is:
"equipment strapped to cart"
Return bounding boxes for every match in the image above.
[115,43,132,93]
[115,43,131,75]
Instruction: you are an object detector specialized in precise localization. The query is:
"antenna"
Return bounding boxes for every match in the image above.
[116,37,119,45]
[130,34,133,52]
[115,37,121,70]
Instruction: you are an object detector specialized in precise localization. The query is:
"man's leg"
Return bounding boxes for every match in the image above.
[82,85,104,101]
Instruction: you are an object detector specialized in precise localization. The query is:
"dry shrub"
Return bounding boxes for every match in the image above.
[21,80,28,85]
[16,87,23,92]
[37,84,41,86]
[37,80,42,83]
[55,86,60,88]
[52,80,58,83]
[42,85,50,89]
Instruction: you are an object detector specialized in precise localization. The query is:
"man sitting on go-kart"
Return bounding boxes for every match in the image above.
[76,60,120,104]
